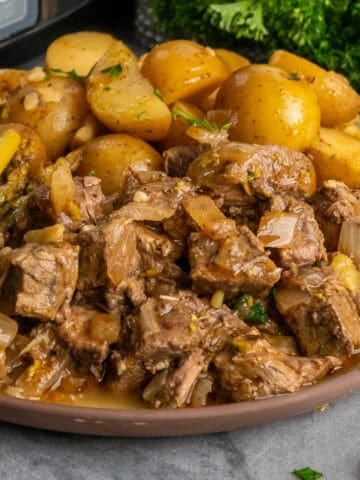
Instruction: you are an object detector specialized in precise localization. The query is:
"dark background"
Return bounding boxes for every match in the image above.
[1,0,136,67]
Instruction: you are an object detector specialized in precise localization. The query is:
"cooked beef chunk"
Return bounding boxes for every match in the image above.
[310,180,359,251]
[77,218,184,313]
[164,144,210,178]
[56,305,120,379]
[258,195,327,268]
[188,142,315,199]
[208,184,261,231]
[73,176,105,224]
[214,336,341,401]
[108,290,249,393]
[189,226,281,298]
[115,170,196,244]
[0,242,79,321]
[144,349,207,408]
[275,267,360,356]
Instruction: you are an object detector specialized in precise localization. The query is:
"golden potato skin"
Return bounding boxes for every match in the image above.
[215,49,250,73]
[215,64,321,151]
[86,40,171,142]
[161,100,203,150]
[307,128,360,187]
[0,123,47,177]
[45,31,115,77]
[6,76,88,162]
[141,40,229,105]
[269,50,360,127]
[75,133,162,195]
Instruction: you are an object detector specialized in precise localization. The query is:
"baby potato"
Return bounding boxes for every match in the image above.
[161,100,204,150]
[6,76,88,162]
[269,50,360,127]
[215,49,250,73]
[307,128,360,187]
[45,31,115,77]
[140,40,229,105]
[75,133,162,195]
[86,40,171,142]
[0,123,47,177]
[215,64,320,151]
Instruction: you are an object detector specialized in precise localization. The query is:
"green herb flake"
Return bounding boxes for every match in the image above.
[103,86,111,91]
[88,170,96,177]
[172,107,231,133]
[245,303,268,325]
[233,294,251,311]
[154,88,164,101]
[289,71,300,80]
[137,111,146,119]
[292,467,323,480]
[100,64,123,77]
[49,68,87,81]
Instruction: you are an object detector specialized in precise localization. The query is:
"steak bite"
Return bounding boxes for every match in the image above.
[56,305,120,379]
[275,267,360,357]
[310,180,359,251]
[184,195,281,298]
[108,290,250,393]
[0,242,79,321]
[214,335,341,401]
[187,142,316,199]
[77,217,185,313]
[257,195,327,268]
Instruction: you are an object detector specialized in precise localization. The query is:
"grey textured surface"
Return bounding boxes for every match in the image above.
[0,390,359,479]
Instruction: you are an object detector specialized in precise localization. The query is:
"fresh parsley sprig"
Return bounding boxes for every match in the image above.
[172,107,231,133]
[292,467,323,480]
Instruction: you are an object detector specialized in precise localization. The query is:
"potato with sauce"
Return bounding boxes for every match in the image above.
[215,64,321,151]
[5,76,88,162]
[75,133,162,195]
[269,49,360,127]
[86,40,171,142]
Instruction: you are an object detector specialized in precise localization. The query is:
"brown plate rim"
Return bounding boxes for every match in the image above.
[0,364,359,437]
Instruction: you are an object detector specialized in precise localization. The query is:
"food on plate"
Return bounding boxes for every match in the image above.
[215,64,321,150]
[0,32,359,410]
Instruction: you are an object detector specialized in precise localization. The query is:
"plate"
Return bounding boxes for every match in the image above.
[0,365,359,437]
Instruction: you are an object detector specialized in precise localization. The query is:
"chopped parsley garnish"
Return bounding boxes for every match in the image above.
[49,68,87,81]
[88,170,96,176]
[103,86,111,91]
[100,64,123,77]
[292,467,323,480]
[289,71,300,80]
[154,88,164,101]
[233,294,268,325]
[172,108,231,133]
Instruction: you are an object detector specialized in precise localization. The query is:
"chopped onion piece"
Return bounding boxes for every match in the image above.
[183,194,236,240]
[0,313,18,349]
[331,252,360,294]
[338,219,360,267]
[24,224,65,244]
[257,212,298,248]
[210,290,224,309]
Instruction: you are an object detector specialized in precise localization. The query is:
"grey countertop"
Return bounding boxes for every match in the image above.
[0,390,359,479]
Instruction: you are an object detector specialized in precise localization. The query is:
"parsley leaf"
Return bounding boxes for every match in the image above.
[172,107,231,133]
[292,467,323,480]
[289,72,300,80]
[49,68,87,81]
[100,64,123,77]
[154,88,164,101]
[233,294,268,325]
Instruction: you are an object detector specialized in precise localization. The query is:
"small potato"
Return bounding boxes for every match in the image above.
[215,49,250,73]
[307,128,360,187]
[6,76,88,161]
[45,31,115,77]
[75,133,162,195]
[161,101,203,150]
[269,50,360,127]
[0,123,47,177]
[140,40,229,105]
[215,64,320,151]
[86,40,171,142]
